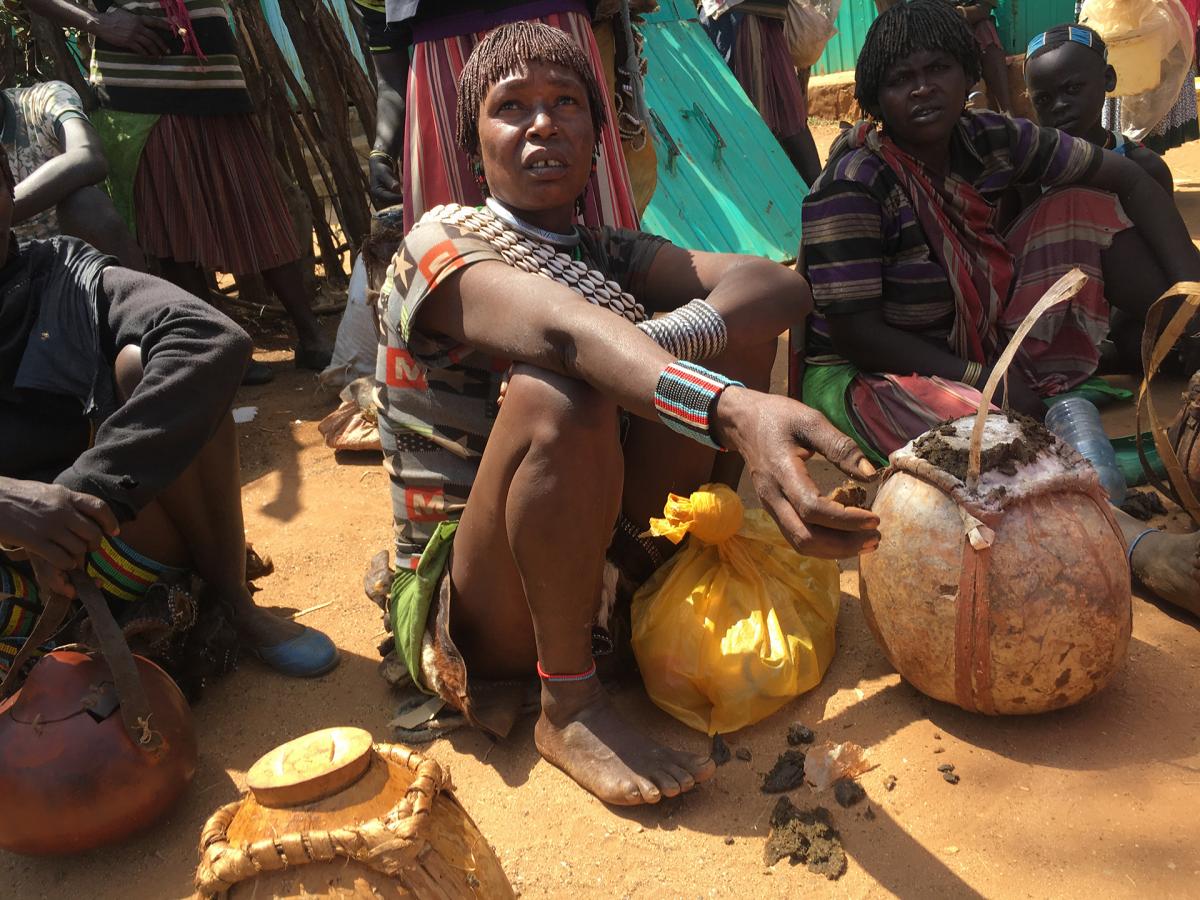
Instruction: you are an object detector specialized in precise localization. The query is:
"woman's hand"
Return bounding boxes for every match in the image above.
[368,154,403,211]
[713,388,881,559]
[94,8,175,57]
[0,478,118,576]
[985,368,1045,419]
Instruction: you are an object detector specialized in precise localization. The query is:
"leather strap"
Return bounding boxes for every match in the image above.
[953,540,995,714]
[0,589,73,701]
[1137,283,1200,526]
[69,571,163,754]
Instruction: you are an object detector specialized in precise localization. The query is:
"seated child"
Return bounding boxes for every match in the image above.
[1025,24,1174,196]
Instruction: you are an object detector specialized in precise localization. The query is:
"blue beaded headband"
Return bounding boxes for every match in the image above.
[1026,25,1108,62]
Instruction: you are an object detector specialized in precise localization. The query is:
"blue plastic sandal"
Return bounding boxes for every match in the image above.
[253,626,340,677]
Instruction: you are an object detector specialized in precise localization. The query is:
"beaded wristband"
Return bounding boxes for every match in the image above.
[653,360,744,450]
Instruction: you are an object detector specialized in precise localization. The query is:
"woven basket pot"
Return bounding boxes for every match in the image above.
[859,414,1131,714]
[195,727,515,899]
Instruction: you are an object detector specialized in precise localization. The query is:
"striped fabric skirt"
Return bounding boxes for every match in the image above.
[805,187,1130,462]
[731,13,808,139]
[134,112,302,276]
[402,6,639,233]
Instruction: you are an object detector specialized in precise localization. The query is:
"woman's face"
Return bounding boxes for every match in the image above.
[477,61,595,217]
[875,49,969,151]
[1025,43,1114,137]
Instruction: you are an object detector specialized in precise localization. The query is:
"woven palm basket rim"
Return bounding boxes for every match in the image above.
[194,743,454,897]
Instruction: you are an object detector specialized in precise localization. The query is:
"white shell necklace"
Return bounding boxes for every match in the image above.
[485,197,580,250]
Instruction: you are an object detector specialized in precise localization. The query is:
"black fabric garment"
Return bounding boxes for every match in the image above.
[0,237,252,521]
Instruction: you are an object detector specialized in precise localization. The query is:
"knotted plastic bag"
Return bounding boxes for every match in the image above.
[630,484,840,735]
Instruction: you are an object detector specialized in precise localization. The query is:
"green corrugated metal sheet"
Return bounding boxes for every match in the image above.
[813,0,877,76]
[640,0,809,259]
[809,0,1079,76]
[994,0,1079,54]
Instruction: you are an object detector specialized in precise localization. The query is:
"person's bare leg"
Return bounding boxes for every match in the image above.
[980,45,1012,114]
[261,260,331,360]
[450,364,715,805]
[1116,508,1200,616]
[114,346,301,646]
[622,336,777,531]
[777,130,822,188]
[56,186,146,271]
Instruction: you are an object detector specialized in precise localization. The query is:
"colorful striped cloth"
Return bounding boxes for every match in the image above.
[0,537,186,676]
[730,13,808,138]
[132,112,302,275]
[402,4,638,233]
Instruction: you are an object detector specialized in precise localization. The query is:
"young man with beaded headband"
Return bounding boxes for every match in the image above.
[377,21,880,806]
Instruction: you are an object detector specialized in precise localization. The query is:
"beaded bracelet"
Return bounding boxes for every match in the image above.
[653,360,743,450]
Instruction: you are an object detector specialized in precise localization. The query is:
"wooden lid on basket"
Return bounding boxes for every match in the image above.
[246,726,375,807]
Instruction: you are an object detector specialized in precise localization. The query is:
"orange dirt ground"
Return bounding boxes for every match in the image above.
[3,124,1199,899]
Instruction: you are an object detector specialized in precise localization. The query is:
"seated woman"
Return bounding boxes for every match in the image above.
[0,143,338,681]
[378,22,879,806]
[1024,25,1173,196]
[799,0,1200,615]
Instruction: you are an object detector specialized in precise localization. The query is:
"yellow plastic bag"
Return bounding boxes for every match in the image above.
[631,484,840,735]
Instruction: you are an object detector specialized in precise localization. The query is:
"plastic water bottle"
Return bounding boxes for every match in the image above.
[1044,397,1127,505]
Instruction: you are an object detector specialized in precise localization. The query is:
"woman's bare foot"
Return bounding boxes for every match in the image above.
[534,678,716,805]
[1131,529,1200,617]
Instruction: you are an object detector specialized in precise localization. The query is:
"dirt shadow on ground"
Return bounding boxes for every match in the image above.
[924,631,1199,772]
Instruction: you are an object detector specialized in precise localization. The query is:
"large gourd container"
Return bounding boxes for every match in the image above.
[858,270,1132,715]
[195,727,515,899]
[859,413,1131,714]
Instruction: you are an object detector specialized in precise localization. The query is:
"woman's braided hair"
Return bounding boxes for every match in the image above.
[855,0,982,115]
[456,21,607,158]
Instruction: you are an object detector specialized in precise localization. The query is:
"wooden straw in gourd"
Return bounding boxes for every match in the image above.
[967,268,1090,488]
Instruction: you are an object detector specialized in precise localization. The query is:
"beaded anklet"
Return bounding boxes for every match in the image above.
[653,360,743,450]
[537,660,598,682]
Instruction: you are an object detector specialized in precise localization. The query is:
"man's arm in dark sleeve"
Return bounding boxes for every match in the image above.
[54,267,253,520]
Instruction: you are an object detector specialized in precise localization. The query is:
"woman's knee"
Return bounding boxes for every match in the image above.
[115,344,144,402]
[504,364,621,450]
